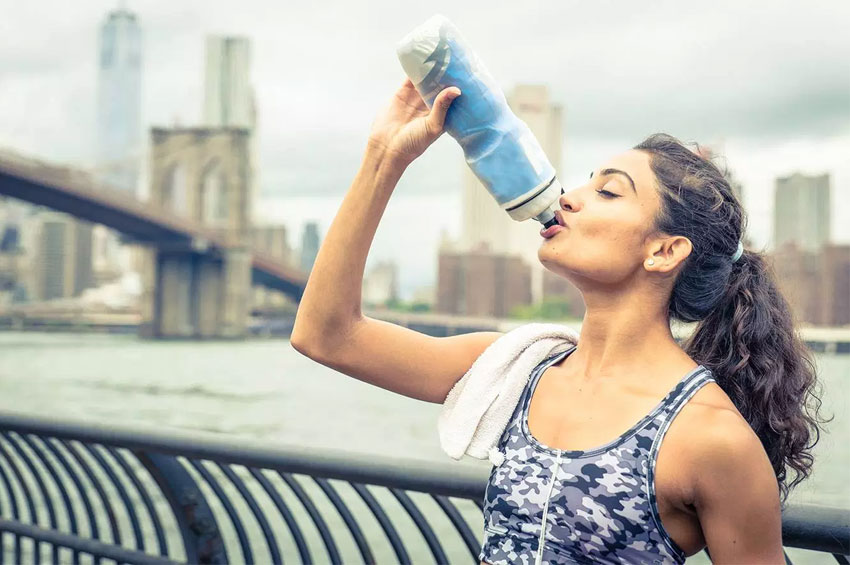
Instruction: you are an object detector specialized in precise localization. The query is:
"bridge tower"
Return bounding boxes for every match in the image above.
[140,127,252,338]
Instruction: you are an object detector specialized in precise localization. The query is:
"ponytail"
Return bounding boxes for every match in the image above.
[682,249,828,504]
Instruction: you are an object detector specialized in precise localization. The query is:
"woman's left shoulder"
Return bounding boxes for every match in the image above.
[676,384,772,478]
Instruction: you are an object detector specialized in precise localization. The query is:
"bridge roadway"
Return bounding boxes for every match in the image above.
[0,148,306,298]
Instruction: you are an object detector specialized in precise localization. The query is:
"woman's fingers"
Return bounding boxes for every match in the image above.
[425,87,461,136]
[395,79,427,112]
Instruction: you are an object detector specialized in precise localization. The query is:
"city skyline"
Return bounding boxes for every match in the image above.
[1,1,848,299]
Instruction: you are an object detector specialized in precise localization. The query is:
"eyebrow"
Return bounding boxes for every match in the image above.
[589,168,637,194]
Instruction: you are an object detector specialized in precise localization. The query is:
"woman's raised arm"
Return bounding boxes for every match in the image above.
[291,79,502,403]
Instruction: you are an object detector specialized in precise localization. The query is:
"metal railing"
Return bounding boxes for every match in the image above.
[0,411,847,564]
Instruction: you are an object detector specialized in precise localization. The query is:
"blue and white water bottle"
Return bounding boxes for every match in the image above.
[396,14,562,228]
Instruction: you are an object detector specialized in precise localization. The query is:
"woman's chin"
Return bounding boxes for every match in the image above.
[538,248,567,270]
[537,238,563,255]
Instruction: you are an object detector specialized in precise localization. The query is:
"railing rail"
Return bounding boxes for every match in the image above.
[0,411,847,564]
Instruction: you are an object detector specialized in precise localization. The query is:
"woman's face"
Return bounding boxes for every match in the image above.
[538,149,665,286]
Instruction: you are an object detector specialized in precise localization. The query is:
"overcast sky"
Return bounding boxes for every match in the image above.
[1,1,848,296]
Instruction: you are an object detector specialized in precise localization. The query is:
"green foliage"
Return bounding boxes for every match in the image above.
[509,297,578,321]
[409,302,431,312]
[383,298,432,313]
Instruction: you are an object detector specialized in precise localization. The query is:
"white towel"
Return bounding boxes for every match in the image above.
[438,322,580,464]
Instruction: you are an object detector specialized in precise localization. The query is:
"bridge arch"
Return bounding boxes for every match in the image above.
[150,127,250,234]
[160,161,189,216]
[199,158,228,227]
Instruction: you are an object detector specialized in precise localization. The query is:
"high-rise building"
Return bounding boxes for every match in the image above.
[819,245,850,326]
[773,173,831,252]
[96,4,142,194]
[204,36,254,128]
[436,242,532,318]
[0,197,26,253]
[299,222,321,273]
[33,213,94,301]
[0,198,27,303]
[203,35,257,223]
[771,243,850,326]
[460,84,563,303]
[251,225,291,264]
[4,200,43,302]
[96,4,143,286]
[362,260,399,307]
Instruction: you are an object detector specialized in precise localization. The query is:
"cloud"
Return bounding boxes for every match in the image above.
[3,1,847,148]
[1,0,848,276]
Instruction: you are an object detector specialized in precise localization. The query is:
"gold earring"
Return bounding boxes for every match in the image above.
[647,258,655,266]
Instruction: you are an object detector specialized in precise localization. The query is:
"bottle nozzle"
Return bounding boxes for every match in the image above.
[535,207,558,229]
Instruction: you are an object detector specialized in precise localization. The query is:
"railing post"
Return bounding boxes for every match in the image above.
[136,451,227,564]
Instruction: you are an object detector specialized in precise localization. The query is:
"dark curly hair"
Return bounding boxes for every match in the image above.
[634,133,829,504]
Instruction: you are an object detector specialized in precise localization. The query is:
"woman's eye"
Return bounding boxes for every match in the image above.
[596,189,619,198]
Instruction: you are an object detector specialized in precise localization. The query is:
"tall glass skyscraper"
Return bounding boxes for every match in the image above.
[204,36,254,129]
[97,5,142,194]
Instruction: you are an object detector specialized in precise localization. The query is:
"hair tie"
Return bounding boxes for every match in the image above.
[731,241,744,263]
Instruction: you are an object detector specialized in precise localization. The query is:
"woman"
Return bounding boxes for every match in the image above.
[291,78,825,564]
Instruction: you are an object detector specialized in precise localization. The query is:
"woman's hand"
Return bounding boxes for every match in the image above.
[367,77,462,167]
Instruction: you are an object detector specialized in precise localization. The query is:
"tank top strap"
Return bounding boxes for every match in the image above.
[645,365,715,553]
[647,366,715,450]
[521,345,577,404]
[655,365,715,420]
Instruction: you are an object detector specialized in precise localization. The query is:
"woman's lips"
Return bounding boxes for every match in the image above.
[540,225,565,239]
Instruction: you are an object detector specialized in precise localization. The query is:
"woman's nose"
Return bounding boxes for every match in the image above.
[559,186,581,212]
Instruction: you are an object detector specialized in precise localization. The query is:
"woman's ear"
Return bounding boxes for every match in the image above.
[645,236,692,273]
[658,236,692,273]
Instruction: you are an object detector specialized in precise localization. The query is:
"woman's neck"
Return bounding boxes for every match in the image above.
[570,286,686,381]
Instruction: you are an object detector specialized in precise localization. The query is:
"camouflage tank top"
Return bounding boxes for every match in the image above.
[480,344,714,565]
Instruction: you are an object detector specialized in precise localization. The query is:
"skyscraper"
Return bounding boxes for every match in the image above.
[95,4,142,286]
[299,222,321,273]
[436,242,532,318]
[773,173,831,252]
[771,243,850,326]
[96,4,142,194]
[203,36,257,221]
[0,198,27,303]
[34,213,94,301]
[460,84,563,303]
[204,36,255,129]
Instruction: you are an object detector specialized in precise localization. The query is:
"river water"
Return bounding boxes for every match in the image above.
[0,331,847,563]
